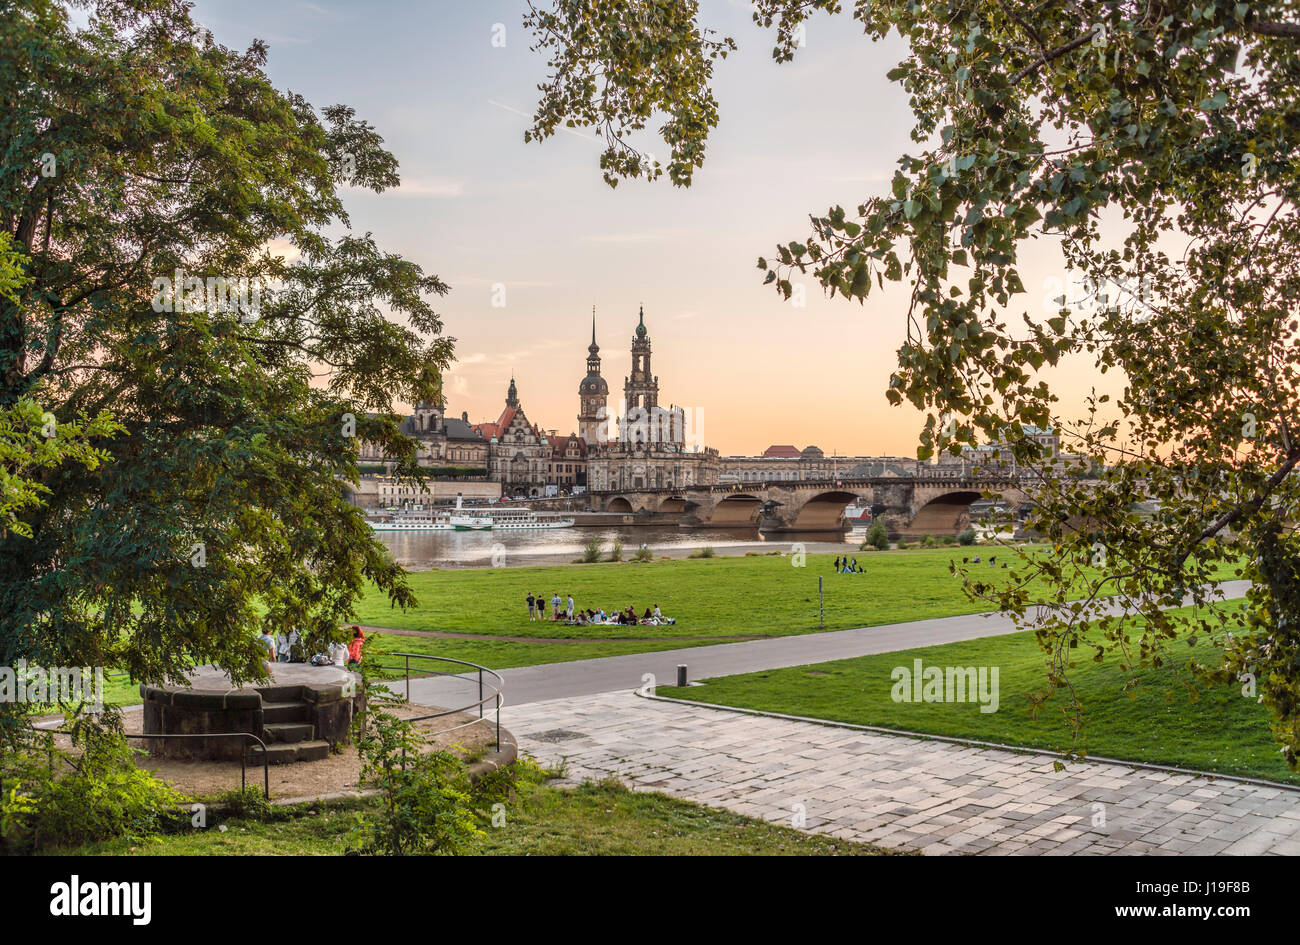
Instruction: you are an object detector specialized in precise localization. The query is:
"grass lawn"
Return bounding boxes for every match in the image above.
[657,603,1299,786]
[351,547,1242,670]
[60,775,900,856]
[95,547,1245,704]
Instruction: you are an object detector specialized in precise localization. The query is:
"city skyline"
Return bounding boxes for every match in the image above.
[188,0,1119,457]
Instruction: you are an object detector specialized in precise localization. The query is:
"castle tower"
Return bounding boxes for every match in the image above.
[577,308,609,445]
[505,375,519,409]
[621,305,660,445]
[412,399,444,434]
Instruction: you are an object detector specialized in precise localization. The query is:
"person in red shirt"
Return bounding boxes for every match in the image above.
[346,626,365,668]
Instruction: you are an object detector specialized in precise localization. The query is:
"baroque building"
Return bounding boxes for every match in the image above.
[357,399,489,470]
[583,306,719,491]
[472,377,552,495]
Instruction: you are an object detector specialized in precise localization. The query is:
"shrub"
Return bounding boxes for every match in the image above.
[920,534,937,547]
[957,528,978,546]
[351,689,496,856]
[864,519,890,551]
[0,712,186,854]
[633,545,653,563]
[688,546,715,559]
[606,539,624,562]
[581,538,602,563]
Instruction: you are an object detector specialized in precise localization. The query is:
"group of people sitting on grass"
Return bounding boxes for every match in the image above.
[525,592,675,626]
[257,625,365,670]
[833,556,864,574]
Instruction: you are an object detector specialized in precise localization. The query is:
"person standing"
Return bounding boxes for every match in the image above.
[257,629,276,667]
[276,627,298,663]
[347,626,366,668]
[834,556,841,571]
[552,592,561,620]
[526,592,536,621]
[566,594,575,619]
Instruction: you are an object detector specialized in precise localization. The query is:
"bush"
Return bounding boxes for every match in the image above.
[864,519,890,551]
[606,539,624,562]
[0,713,186,854]
[581,538,602,563]
[688,546,715,559]
[633,545,653,563]
[957,528,978,546]
[920,534,937,548]
[351,688,501,856]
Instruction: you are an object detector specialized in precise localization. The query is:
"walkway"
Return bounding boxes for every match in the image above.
[398,580,1250,707]
[503,690,1300,855]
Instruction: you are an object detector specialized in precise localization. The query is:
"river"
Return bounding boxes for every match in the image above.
[374,523,874,571]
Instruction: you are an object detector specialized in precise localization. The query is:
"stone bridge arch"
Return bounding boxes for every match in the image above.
[901,484,1028,537]
[655,495,688,514]
[607,495,636,514]
[707,491,764,527]
[777,489,862,531]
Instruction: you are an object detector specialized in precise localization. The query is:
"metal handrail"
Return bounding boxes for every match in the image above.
[365,652,504,750]
[11,726,271,800]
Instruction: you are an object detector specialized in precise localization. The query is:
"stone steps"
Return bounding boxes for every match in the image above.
[263,721,315,744]
[262,700,311,724]
[248,739,331,765]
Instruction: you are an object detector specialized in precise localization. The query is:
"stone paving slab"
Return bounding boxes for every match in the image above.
[501,690,1300,856]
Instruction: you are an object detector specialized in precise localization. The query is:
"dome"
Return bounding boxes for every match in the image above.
[801,445,825,458]
[580,375,609,395]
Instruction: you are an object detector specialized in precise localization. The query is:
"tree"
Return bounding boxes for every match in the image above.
[0,233,120,542]
[1,0,450,690]
[525,1,1300,763]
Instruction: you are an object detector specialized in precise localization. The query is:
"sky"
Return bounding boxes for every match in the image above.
[186,0,1116,457]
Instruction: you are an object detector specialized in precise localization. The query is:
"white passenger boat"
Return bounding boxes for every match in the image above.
[449,509,493,531]
[487,507,575,529]
[369,493,493,531]
[368,512,453,531]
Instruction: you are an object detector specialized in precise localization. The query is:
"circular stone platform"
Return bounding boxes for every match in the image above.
[140,663,363,763]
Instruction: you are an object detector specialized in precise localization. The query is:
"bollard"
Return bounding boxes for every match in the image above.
[677,664,688,687]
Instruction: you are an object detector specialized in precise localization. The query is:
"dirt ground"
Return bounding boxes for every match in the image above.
[36,704,503,802]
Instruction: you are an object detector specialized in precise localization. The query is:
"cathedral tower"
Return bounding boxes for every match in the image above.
[621,305,660,444]
[577,308,608,445]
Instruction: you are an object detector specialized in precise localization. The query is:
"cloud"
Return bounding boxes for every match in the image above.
[488,99,600,142]
[395,178,466,198]
[341,177,464,198]
[580,232,665,244]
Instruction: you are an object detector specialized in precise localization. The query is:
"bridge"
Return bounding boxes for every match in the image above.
[532,474,1035,536]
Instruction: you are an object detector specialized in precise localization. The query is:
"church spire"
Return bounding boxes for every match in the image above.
[506,375,519,408]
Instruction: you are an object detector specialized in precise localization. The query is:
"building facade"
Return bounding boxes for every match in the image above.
[472,377,552,495]
[546,433,588,491]
[583,307,719,491]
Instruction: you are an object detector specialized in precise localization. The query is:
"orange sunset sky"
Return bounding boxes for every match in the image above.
[195,0,1126,456]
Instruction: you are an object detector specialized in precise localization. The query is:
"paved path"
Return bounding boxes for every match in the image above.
[399,580,1250,707]
[503,690,1300,855]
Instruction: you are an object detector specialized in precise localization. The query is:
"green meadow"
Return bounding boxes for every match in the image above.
[352,547,1242,671]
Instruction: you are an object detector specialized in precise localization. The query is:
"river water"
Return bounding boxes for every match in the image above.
[374,523,873,571]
